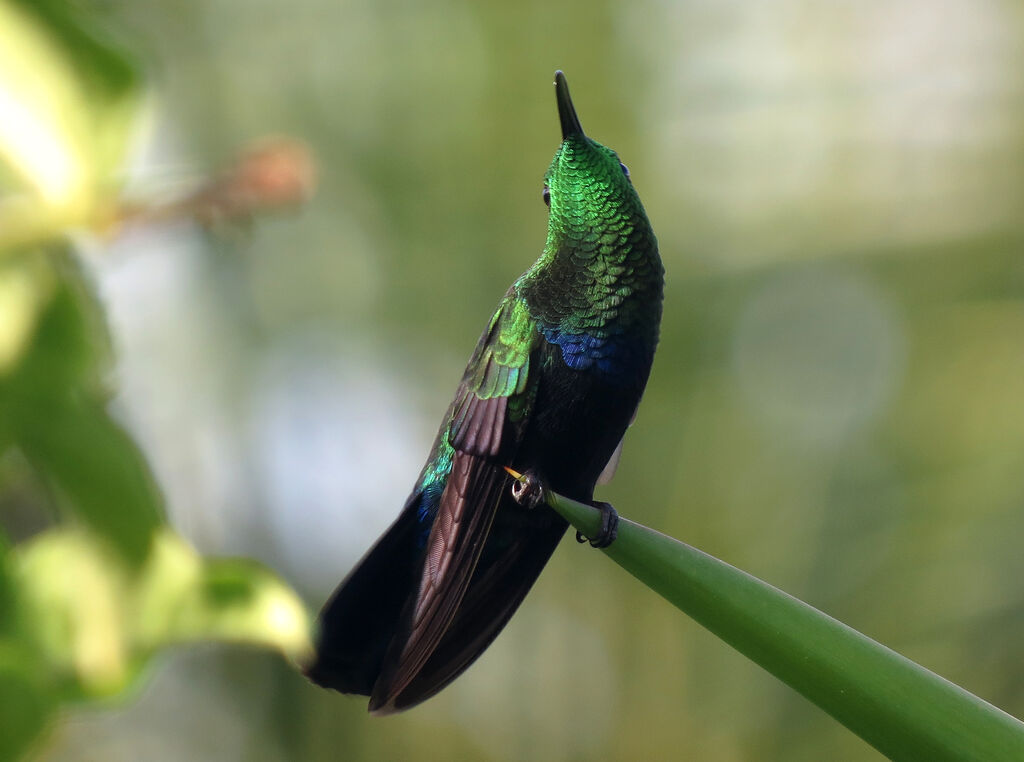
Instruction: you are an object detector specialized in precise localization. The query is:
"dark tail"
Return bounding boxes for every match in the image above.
[379,504,568,712]
[306,493,568,712]
[304,497,422,695]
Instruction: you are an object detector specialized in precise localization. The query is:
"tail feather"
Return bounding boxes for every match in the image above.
[304,495,422,695]
[367,455,506,712]
[306,488,568,712]
[388,506,568,711]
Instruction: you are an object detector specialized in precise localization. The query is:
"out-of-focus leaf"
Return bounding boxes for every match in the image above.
[0,1,92,208]
[18,398,163,566]
[0,263,162,565]
[13,528,311,702]
[0,0,143,246]
[11,0,141,175]
[9,254,111,397]
[0,641,54,761]
[0,535,56,758]
[0,254,55,376]
[0,531,15,633]
[135,533,313,662]
[14,529,132,698]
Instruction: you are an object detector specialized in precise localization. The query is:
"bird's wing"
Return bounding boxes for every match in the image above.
[387,507,567,710]
[369,294,539,713]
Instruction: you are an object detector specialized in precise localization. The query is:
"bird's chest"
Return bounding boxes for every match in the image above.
[520,266,661,387]
[517,339,649,498]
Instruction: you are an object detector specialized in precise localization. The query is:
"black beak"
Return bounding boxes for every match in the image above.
[554,70,584,139]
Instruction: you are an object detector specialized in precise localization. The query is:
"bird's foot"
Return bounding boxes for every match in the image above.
[575,501,619,548]
[510,469,547,510]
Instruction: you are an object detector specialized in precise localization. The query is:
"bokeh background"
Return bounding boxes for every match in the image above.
[25,0,1024,759]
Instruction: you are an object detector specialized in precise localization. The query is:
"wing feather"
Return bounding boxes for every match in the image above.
[367,294,539,713]
[369,453,507,713]
[388,506,568,710]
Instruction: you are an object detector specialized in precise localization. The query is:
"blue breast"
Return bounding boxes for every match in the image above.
[540,324,648,383]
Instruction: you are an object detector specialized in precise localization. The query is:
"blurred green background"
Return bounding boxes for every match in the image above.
[4,0,1024,760]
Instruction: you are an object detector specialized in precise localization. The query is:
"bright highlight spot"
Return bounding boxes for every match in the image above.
[0,3,90,207]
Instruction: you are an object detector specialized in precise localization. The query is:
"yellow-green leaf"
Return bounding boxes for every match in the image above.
[0,0,143,245]
[12,528,311,702]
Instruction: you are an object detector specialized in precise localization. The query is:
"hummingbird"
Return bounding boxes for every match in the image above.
[305,71,664,714]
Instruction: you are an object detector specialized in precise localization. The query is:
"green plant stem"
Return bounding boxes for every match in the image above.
[548,490,1024,762]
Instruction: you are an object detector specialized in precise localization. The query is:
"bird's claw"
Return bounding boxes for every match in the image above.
[576,501,618,548]
[510,469,546,510]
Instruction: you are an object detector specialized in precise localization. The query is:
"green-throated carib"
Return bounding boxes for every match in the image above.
[306,71,664,714]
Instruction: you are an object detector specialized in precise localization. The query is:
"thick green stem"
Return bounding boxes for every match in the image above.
[547,490,1024,762]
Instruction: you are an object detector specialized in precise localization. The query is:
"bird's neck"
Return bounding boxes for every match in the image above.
[516,223,663,380]
[519,218,661,325]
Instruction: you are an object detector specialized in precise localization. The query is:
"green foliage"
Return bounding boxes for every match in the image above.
[3,266,162,564]
[0,0,139,243]
[14,529,310,700]
[0,3,311,758]
[545,489,1024,761]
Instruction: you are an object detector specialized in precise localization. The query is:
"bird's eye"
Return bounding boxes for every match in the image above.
[542,185,550,207]
[620,162,630,178]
